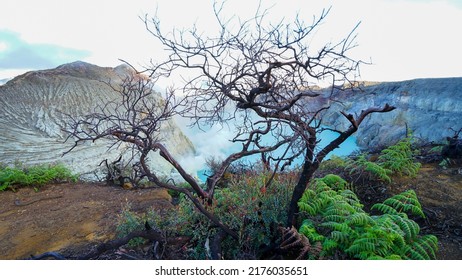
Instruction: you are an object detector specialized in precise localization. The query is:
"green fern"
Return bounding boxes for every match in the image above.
[319,174,349,191]
[319,155,348,170]
[372,190,425,218]
[348,212,375,227]
[297,175,438,260]
[410,235,438,260]
[299,219,325,242]
[298,189,321,215]
[378,136,421,177]
[346,154,392,183]
[343,136,421,183]
[322,239,339,254]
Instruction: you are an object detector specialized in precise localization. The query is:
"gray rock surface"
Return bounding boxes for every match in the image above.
[0,61,195,180]
[321,78,462,149]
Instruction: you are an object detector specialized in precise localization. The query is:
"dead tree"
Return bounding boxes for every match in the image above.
[143,2,395,227]
[65,3,396,258]
[64,74,238,240]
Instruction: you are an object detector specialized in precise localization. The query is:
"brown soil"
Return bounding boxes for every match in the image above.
[0,183,172,259]
[0,163,461,260]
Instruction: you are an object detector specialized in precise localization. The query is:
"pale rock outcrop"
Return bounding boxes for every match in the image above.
[321,77,462,149]
[0,61,195,180]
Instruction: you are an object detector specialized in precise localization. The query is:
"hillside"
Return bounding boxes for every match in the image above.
[0,61,195,180]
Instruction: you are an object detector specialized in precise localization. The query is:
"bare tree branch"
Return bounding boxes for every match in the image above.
[65,2,396,252]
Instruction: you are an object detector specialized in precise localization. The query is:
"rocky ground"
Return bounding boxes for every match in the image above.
[0,162,460,260]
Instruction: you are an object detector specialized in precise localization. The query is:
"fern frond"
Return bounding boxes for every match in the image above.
[366,255,385,260]
[377,136,421,177]
[324,214,346,223]
[320,221,353,234]
[319,174,349,191]
[348,212,376,227]
[298,190,321,215]
[385,254,402,260]
[390,232,406,249]
[411,240,431,260]
[382,190,424,217]
[390,214,420,242]
[402,245,426,260]
[313,181,332,193]
[371,203,399,215]
[346,237,377,256]
[347,154,392,182]
[299,220,325,242]
[323,201,357,218]
[322,239,338,253]
[323,207,350,217]
[412,235,438,260]
[330,230,351,244]
[339,189,363,208]
[367,254,402,260]
[372,190,425,218]
[300,189,316,201]
[318,189,338,201]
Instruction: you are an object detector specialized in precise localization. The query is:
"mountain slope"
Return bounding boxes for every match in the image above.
[0,61,195,180]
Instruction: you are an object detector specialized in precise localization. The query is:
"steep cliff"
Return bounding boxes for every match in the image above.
[321,78,462,149]
[0,61,195,180]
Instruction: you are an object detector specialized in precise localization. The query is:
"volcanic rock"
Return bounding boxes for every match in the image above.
[321,78,462,149]
[0,61,195,180]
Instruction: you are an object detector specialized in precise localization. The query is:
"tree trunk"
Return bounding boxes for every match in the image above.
[286,160,318,227]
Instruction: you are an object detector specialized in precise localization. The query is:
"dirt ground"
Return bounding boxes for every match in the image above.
[0,183,172,259]
[0,163,461,260]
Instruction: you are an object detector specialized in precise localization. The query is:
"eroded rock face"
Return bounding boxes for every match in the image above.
[321,78,462,149]
[0,61,195,180]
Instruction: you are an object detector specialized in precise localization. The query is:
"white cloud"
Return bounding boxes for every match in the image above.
[1,0,461,81]
[0,30,90,72]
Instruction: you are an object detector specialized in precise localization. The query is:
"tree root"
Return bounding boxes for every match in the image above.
[82,228,163,259]
[28,227,164,260]
[27,252,67,260]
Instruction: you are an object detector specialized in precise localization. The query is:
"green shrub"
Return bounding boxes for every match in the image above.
[297,175,438,260]
[115,204,165,248]
[156,170,297,259]
[0,163,77,191]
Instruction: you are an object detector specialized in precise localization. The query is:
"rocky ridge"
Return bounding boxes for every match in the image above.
[321,77,462,149]
[0,61,195,180]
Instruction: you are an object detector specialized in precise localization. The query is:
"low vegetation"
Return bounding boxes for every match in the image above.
[115,136,437,259]
[376,136,421,177]
[1,133,433,259]
[297,175,437,260]
[322,136,421,184]
[0,163,77,191]
[117,168,297,259]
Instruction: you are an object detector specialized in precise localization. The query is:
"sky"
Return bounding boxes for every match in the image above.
[1,0,462,84]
